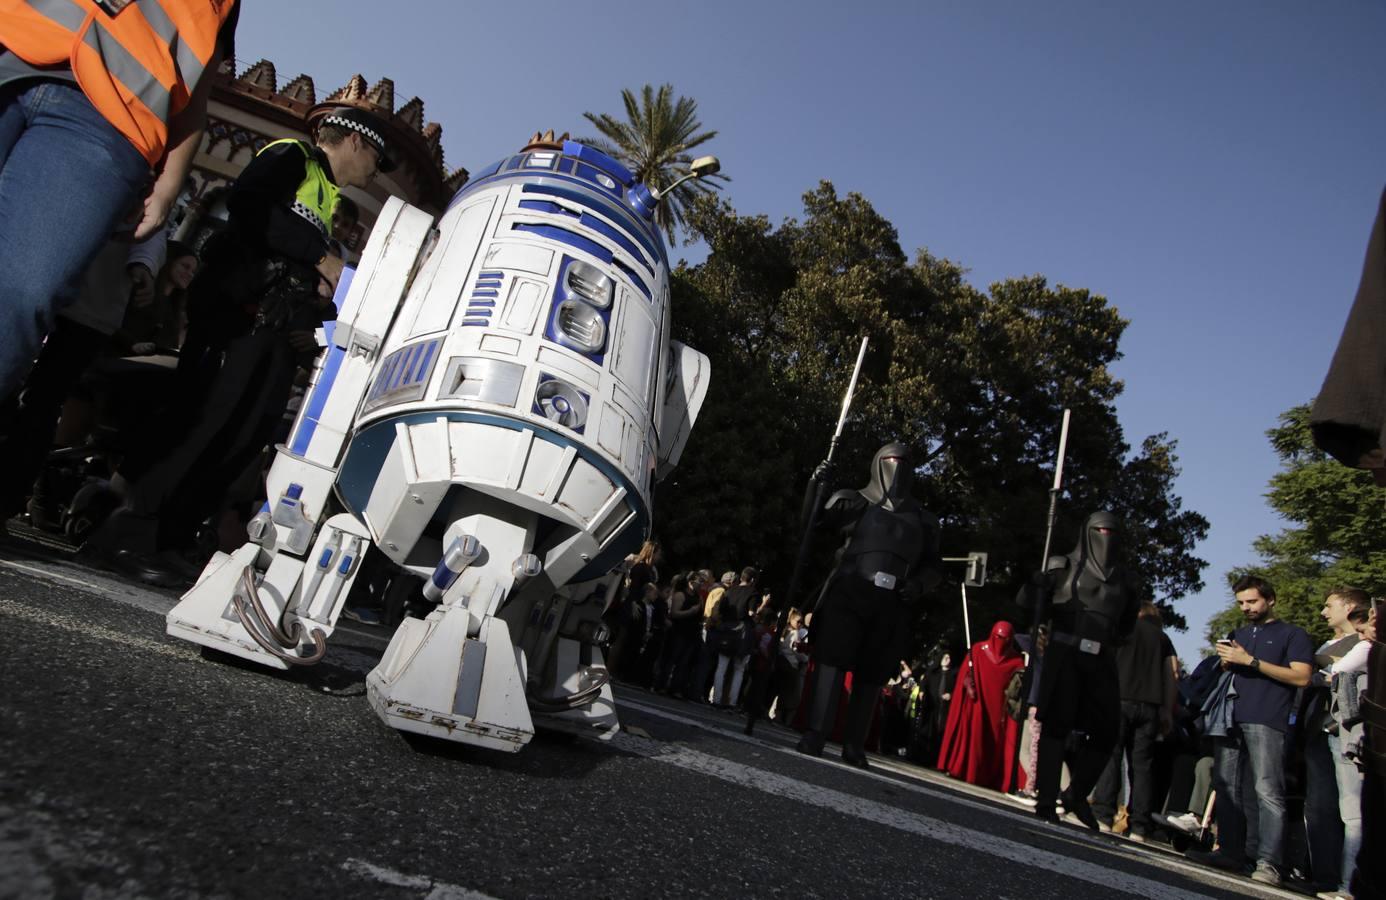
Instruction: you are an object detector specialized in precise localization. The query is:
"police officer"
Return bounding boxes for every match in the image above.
[1019,510,1140,826]
[796,442,942,767]
[85,104,396,583]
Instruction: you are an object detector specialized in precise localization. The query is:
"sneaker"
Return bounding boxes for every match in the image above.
[1097,819,1113,834]
[1315,891,1352,900]
[1126,831,1147,844]
[1162,812,1203,835]
[1250,863,1281,886]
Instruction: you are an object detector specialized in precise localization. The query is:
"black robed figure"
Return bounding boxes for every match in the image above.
[796,442,942,767]
[1019,510,1140,826]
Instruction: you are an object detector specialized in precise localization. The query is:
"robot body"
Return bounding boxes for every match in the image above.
[166,139,710,750]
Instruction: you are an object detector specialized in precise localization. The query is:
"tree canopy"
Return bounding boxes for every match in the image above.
[1213,404,1386,645]
[657,184,1208,661]
[580,83,727,244]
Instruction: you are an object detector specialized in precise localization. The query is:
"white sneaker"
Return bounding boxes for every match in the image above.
[1165,812,1202,834]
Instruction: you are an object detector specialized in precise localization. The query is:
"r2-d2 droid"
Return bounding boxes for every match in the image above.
[165,133,716,751]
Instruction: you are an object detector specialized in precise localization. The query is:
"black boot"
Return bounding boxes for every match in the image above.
[1061,740,1111,832]
[841,680,881,768]
[795,665,842,757]
[1034,730,1067,822]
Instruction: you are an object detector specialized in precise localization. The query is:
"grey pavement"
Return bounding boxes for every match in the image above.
[0,536,1289,899]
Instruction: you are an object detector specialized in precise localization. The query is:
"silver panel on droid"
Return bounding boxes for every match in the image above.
[437,357,526,407]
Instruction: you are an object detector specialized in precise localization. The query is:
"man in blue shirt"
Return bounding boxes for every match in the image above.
[1190,575,1312,886]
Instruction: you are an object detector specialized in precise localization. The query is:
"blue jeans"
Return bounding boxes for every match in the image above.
[1212,723,1287,869]
[0,80,149,398]
[1328,732,1363,892]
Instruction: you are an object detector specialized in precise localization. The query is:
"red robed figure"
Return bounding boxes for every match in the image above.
[937,621,1025,791]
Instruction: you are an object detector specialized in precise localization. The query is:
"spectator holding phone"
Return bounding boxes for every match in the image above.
[1188,575,1312,886]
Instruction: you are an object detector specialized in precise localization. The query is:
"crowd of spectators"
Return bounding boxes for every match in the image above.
[600,552,1378,897]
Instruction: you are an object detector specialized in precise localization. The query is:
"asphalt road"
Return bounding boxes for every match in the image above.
[0,538,1290,899]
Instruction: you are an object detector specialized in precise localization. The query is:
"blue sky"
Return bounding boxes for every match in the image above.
[233,1,1386,662]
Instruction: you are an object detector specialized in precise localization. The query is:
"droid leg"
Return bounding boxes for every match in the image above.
[165,505,370,669]
[365,506,538,751]
[165,197,436,667]
[515,576,620,740]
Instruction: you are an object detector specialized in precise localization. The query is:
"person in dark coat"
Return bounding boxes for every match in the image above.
[1307,184,1386,900]
[913,651,955,766]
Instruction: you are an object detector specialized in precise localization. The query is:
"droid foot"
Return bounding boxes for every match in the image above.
[366,607,534,752]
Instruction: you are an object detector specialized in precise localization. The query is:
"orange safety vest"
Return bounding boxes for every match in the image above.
[0,0,235,165]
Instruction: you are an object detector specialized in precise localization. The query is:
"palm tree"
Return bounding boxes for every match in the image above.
[581,83,727,244]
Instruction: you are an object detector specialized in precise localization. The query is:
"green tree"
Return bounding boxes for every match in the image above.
[580,83,727,244]
[1214,404,1386,644]
[657,184,1209,659]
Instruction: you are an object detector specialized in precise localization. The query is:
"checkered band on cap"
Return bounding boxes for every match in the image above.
[322,115,386,155]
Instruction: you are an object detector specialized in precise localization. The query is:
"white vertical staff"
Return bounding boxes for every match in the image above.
[784,336,870,618]
[1040,408,1072,566]
[832,336,870,447]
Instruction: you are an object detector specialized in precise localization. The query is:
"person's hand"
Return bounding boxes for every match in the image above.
[132,185,177,240]
[942,692,950,701]
[812,459,835,483]
[1159,708,1174,736]
[1035,624,1050,654]
[127,264,155,307]
[287,330,321,354]
[1215,639,1253,667]
[317,253,345,299]
[129,341,157,356]
[1366,606,1378,643]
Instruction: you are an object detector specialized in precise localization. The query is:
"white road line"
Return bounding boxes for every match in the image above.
[617,696,1293,898]
[342,858,499,899]
[0,595,195,661]
[611,730,1212,900]
[0,558,176,617]
[0,555,389,649]
[618,694,1040,821]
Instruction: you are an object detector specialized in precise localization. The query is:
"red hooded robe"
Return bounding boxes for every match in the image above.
[937,621,1025,791]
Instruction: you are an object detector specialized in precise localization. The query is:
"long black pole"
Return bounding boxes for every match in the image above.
[749,338,867,734]
[781,336,869,618]
[1028,408,1071,647]
[1013,409,1070,791]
